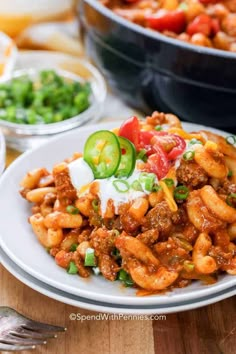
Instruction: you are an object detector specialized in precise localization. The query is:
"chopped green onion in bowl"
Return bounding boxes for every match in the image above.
[0,69,91,125]
[0,63,107,151]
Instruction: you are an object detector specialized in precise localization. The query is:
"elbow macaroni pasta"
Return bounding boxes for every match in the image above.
[19,112,236,294]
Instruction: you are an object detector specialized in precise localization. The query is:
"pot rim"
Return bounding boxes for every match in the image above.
[82,0,236,61]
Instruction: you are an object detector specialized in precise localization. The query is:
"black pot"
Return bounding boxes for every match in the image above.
[79,0,236,129]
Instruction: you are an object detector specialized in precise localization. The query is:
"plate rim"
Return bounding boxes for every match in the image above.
[1,246,235,314]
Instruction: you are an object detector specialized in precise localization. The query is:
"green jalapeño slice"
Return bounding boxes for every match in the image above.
[84,130,121,178]
[115,136,136,178]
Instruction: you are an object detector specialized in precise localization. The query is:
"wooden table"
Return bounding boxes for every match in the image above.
[1,146,235,354]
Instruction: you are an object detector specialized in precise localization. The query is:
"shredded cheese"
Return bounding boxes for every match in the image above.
[159,181,178,212]
[205,140,218,152]
[167,127,204,142]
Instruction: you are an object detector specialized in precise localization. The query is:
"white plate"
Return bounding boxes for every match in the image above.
[0,121,235,307]
[1,246,235,314]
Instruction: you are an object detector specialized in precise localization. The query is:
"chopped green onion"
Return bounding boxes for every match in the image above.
[228,170,233,178]
[92,199,99,212]
[226,135,236,145]
[113,229,120,237]
[179,2,188,11]
[174,185,189,200]
[144,177,155,191]
[139,172,149,182]
[226,193,236,208]
[67,261,78,274]
[152,184,162,192]
[70,243,78,252]
[118,269,134,287]
[183,261,195,272]
[183,150,195,161]
[118,269,128,281]
[139,172,156,192]
[136,149,148,162]
[139,172,156,182]
[66,205,79,215]
[112,179,130,193]
[169,255,181,265]
[92,267,100,275]
[154,125,163,131]
[163,178,174,187]
[0,69,91,125]
[84,248,96,266]
[112,248,121,259]
[174,237,193,251]
[131,180,143,191]
[189,139,203,145]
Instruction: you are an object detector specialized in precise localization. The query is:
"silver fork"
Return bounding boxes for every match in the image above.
[0,307,66,351]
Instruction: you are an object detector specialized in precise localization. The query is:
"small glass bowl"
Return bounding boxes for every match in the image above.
[0,129,6,175]
[0,62,106,151]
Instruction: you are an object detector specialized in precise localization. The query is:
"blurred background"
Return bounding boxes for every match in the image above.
[0,0,137,157]
[0,0,81,55]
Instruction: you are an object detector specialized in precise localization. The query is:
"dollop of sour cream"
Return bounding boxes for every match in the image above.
[68,158,158,216]
[68,158,94,191]
[97,169,155,215]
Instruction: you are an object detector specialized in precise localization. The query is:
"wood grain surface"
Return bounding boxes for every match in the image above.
[0,264,235,354]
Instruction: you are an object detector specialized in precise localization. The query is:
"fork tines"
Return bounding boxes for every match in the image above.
[0,307,66,351]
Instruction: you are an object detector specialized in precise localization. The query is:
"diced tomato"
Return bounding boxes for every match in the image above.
[187,14,220,37]
[211,18,220,35]
[152,133,186,160]
[146,9,186,34]
[187,14,213,36]
[119,118,186,179]
[139,130,169,154]
[166,135,186,160]
[199,0,219,3]
[119,116,140,149]
[55,250,71,269]
[146,146,170,180]
[139,131,156,155]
